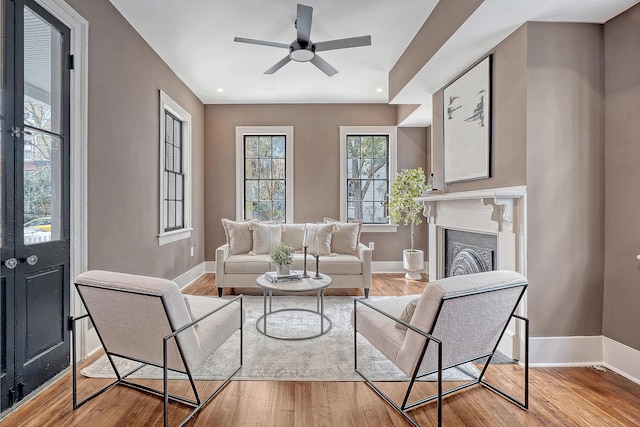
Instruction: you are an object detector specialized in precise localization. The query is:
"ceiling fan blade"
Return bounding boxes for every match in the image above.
[310,55,338,77]
[314,35,372,52]
[264,56,292,74]
[296,4,313,43]
[234,37,289,49]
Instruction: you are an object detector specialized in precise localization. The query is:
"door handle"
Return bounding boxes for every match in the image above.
[24,255,38,266]
[4,258,18,269]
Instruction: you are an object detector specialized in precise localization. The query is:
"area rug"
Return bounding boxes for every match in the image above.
[81,296,481,382]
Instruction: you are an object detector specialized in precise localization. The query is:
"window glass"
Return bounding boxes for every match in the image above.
[244,135,286,222]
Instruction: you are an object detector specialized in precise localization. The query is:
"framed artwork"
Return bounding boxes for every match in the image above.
[443,55,491,184]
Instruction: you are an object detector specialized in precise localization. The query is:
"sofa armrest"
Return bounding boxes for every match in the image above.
[358,243,372,289]
[215,244,230,286]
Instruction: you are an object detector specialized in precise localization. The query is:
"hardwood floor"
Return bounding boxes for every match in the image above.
[2,273,640,426]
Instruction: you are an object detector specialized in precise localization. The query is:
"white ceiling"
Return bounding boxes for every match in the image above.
[110,0,639,126]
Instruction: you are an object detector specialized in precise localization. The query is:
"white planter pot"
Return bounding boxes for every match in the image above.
[276,263,291,276]
[403,249,424,280]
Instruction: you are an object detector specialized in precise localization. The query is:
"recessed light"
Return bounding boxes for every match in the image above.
[217,88,224,93]
[376,88,384,93]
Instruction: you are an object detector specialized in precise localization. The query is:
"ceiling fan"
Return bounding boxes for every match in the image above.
[234,4,372,77]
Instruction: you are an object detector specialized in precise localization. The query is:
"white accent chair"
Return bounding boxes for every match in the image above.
[71,270,244,427]
[353,270,529,427]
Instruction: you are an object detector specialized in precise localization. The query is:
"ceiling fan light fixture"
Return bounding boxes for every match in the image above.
[289,42,315,62]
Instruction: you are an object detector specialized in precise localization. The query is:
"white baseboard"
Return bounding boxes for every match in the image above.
[530,336,603,367]
[603,337,640,385]
[205,260,217,273]
[372,260,429,273]
[530,335,640,385]
[173,262,206,289]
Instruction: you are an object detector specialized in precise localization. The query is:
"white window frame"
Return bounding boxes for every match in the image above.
[340,126,398,233]
[235,126,294,222]
[158,91,192,245]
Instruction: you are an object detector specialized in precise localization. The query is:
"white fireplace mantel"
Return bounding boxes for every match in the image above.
[415,186,526,229]
[415,186,527,360]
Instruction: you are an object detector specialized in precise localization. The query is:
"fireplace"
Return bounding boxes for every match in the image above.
[416,187,527,359]
[445,229,497,277]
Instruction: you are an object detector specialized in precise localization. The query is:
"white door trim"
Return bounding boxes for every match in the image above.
[35,0,93,358]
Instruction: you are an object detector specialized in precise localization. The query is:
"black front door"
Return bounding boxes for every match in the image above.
[0,0,71,410]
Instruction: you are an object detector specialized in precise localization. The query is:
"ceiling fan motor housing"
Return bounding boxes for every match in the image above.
[289,40,315,62]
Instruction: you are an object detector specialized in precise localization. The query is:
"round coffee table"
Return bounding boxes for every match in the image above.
[255,273,332,340]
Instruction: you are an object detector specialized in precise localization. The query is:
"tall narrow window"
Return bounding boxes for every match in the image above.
[340,126,397,232]
[164,111,183,231]
[236,126,293,222]
[159,91,192,245]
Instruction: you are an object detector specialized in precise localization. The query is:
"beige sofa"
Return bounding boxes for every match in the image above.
[215,219,372,297]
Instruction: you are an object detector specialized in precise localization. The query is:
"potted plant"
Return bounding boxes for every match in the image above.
[270,244,295,276]
[386,167,430,280]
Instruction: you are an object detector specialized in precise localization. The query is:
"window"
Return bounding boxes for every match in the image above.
[340,126,397,232]
[158,91,192,245]
[236,126,293,222]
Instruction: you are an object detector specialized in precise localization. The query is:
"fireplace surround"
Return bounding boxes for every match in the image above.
[416,186,527,358]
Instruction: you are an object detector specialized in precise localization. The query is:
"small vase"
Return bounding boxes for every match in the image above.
[276,263,291,276]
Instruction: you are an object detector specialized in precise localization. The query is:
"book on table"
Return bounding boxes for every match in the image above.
[265,271,303,283]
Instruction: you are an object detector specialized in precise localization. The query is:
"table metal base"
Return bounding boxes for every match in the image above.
[257,288,332,340]
[256,308,332,340]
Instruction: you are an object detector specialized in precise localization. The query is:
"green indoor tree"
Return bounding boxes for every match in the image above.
[386,167,429,252]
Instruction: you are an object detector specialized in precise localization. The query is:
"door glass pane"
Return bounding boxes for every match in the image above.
[23,7,64,245]
[0,1,4,248]
[23,131,61,244]
[23,7,62,134]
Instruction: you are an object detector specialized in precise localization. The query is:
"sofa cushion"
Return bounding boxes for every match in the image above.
[305,223,335,256]
[324,218,361,255]
[281,223,306,251]
[221,218,258,255]
[250,222,282,254]
[225,254,271,274]
[314,254,362,275]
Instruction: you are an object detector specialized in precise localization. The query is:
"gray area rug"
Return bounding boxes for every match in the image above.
[81,296,480,382]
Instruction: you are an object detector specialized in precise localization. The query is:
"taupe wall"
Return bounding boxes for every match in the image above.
[431,24,528,192]
[603,3,640,350]
[526,22,605,337]
[203,104,428,261]
[65,0,205,279]
[431,22,606,337]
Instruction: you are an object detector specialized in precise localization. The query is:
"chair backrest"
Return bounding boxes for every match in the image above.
[75,270,200,373]
[395,270,527,377]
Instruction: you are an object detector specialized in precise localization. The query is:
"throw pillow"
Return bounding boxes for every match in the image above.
[395,298,420,330]
[323,217,361,255]
[221,218,257,255]
[281,223,306,251]
[250,222,282,255]
[304,223,335,256]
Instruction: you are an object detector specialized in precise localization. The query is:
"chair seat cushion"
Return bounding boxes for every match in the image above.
[353,295,419,373]
[225,254,271,274]
[183,295,244,368]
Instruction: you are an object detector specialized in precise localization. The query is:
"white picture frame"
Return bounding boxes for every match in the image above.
[443,55,491,184]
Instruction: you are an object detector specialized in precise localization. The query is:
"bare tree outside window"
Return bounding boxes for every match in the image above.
[244,135,286,222]
[346,135,389,224]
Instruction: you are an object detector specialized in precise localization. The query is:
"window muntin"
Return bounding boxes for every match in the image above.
[346,135,389,224]
[244,135,287,222]
[163,111,184,231]
[339,126,397,232]
[236,126,293,223]
[158,91,192,245]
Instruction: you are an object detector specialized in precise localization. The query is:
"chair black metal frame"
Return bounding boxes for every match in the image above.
[71,287,243,427]
[354,282,528,427]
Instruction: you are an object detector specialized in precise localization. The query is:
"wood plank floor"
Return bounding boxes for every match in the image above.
[2,273,640,426]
